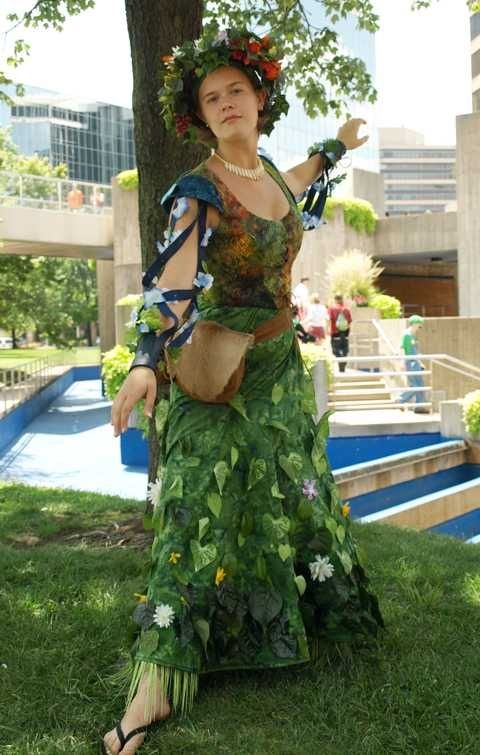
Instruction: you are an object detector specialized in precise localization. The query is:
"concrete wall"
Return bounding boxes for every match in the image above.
[112,178,142,314]
[456,112,480,315]
[96,260,116,353]
[374,211,457,258]
[336,167,385,217]
[292,206,376,295]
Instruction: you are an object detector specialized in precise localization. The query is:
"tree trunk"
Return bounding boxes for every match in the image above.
[11,327,17,349]
[124,0,207,271]
[124,0,207,493]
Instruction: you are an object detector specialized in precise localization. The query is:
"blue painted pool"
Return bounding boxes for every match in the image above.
[327,433,444,470]
[348,464,480,520]
[428,508,480,541]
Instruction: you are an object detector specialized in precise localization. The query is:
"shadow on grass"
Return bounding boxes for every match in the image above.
[0,517,479,753]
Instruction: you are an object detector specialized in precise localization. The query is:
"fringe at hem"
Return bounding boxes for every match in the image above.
[116,659,199,719]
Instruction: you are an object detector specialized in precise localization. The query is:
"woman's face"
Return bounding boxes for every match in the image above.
[197,66,265,143]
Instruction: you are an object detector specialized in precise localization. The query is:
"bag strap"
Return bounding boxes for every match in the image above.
[253,308,292,344]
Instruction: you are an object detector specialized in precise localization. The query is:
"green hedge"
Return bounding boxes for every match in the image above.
[324,197,378,235]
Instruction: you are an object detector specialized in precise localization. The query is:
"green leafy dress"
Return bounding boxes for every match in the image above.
[126,157,384,716]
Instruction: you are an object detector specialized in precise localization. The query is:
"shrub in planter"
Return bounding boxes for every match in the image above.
[368,292,402,319]
[463,390,480,436]
[116,169,138,190]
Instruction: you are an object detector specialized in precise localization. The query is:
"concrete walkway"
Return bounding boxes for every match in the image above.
[0,379,146,500]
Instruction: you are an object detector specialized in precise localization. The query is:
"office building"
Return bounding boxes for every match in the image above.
[379,127,456,216]
[0,84,135,183]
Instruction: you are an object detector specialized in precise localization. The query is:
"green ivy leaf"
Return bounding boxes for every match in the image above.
[248,458,266,490]
[237,533,246,548]
[267,420,291,434]
[198,517,210,541]
[190,540,217,572]
[279,453,303,482]
[222,552,239,576]
[207,492,222,518]
[241,511,255,537]
[271,383,284,405]
[325,517,338,537]
[248,586,283,626]
[336,524,346,544]
[255,555,268,581]
[138,628,159,655]
[271,482,285,499]
[184,456,201,467]
[163,475,183,501]
[193,618,210,654]
[214,461,229,494]
[262,513,291,542]
[294,575,307,596]
[278,543,292,562]
[297,500,313,520]
[339,550,353,574]
[312,445,328,477]
[231,446,239,470]
[229,393,249,420]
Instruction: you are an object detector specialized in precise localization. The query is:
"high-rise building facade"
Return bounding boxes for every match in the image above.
[0,85,135,183]
[261,1,379,174]
[379,127,456,216]
[471,10,480,112]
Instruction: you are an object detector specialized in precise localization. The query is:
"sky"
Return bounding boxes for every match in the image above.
[0,0,473,145]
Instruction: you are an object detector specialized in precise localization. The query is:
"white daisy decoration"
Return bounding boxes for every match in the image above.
[146,478,162,510]
[309,554,334,583]
[153,603,175,629]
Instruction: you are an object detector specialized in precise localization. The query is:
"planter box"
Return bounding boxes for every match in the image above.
[120,427,148,467]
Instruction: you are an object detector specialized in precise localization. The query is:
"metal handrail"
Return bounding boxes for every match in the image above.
[0,353,68,417]
[0,170,112,214]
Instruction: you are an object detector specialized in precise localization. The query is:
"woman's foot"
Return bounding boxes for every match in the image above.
[102,675,171,755]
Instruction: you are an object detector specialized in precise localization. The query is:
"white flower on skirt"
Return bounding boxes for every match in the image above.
[146,478,162,510]
[309,554,334,583]
[153,603,175,629]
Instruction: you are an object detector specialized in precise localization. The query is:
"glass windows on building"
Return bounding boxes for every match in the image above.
[0,85,135,184]
[471,11,480,40]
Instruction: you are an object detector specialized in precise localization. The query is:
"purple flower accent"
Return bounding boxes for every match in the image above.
[143,288,166,308]
[302,479,318,500]
[138,322,150,333]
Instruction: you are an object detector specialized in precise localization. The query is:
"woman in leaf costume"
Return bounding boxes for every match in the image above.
[103,28,383,755]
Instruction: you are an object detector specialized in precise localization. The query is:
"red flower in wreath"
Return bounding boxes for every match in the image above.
[175,114,191,135]
[231,49,247,63]
[247,40,262,54]
[261,35,270,48]
[260,60,281,80]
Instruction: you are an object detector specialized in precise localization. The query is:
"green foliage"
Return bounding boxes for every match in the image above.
[300,342,334,386]
[368,292,402,319]
[101,345,133,401]
[324,197,378,235]
[117,169,139,191]
[326,249,383,300]
[463,390,480,436]
[0,252,98,347]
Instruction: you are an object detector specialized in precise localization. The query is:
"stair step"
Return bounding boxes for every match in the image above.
[329,388,391,398]
[331,381,386,389]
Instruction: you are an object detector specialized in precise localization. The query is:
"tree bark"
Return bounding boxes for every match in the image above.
[124,0,207,270]
[124,0,207,494]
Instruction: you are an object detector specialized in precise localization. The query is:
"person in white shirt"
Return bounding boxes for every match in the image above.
[293,277,310,320]
[305,292,328,343]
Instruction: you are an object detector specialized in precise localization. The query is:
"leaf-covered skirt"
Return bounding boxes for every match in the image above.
[127,305,384,715]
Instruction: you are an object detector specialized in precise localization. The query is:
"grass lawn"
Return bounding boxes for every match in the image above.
[0,347,100,368]
[1,482,480,754]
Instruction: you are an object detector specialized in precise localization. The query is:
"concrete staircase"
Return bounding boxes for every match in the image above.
[329,371,396,411]
[334,439,480,537]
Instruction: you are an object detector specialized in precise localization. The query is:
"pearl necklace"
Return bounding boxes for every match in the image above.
[213,150,265,181]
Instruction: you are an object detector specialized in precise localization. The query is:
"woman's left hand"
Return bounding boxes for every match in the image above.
[336,118,369,150]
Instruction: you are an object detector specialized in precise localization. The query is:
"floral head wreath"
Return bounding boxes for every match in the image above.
[159,29,289,143]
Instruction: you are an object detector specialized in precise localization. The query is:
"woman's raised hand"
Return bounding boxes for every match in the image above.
[336,118,369,150]
[111,367,157,437]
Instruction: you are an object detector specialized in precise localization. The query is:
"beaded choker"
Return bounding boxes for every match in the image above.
[213,151,265,181]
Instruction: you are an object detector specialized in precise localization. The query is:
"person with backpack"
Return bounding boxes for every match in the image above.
[328,294,352,373]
